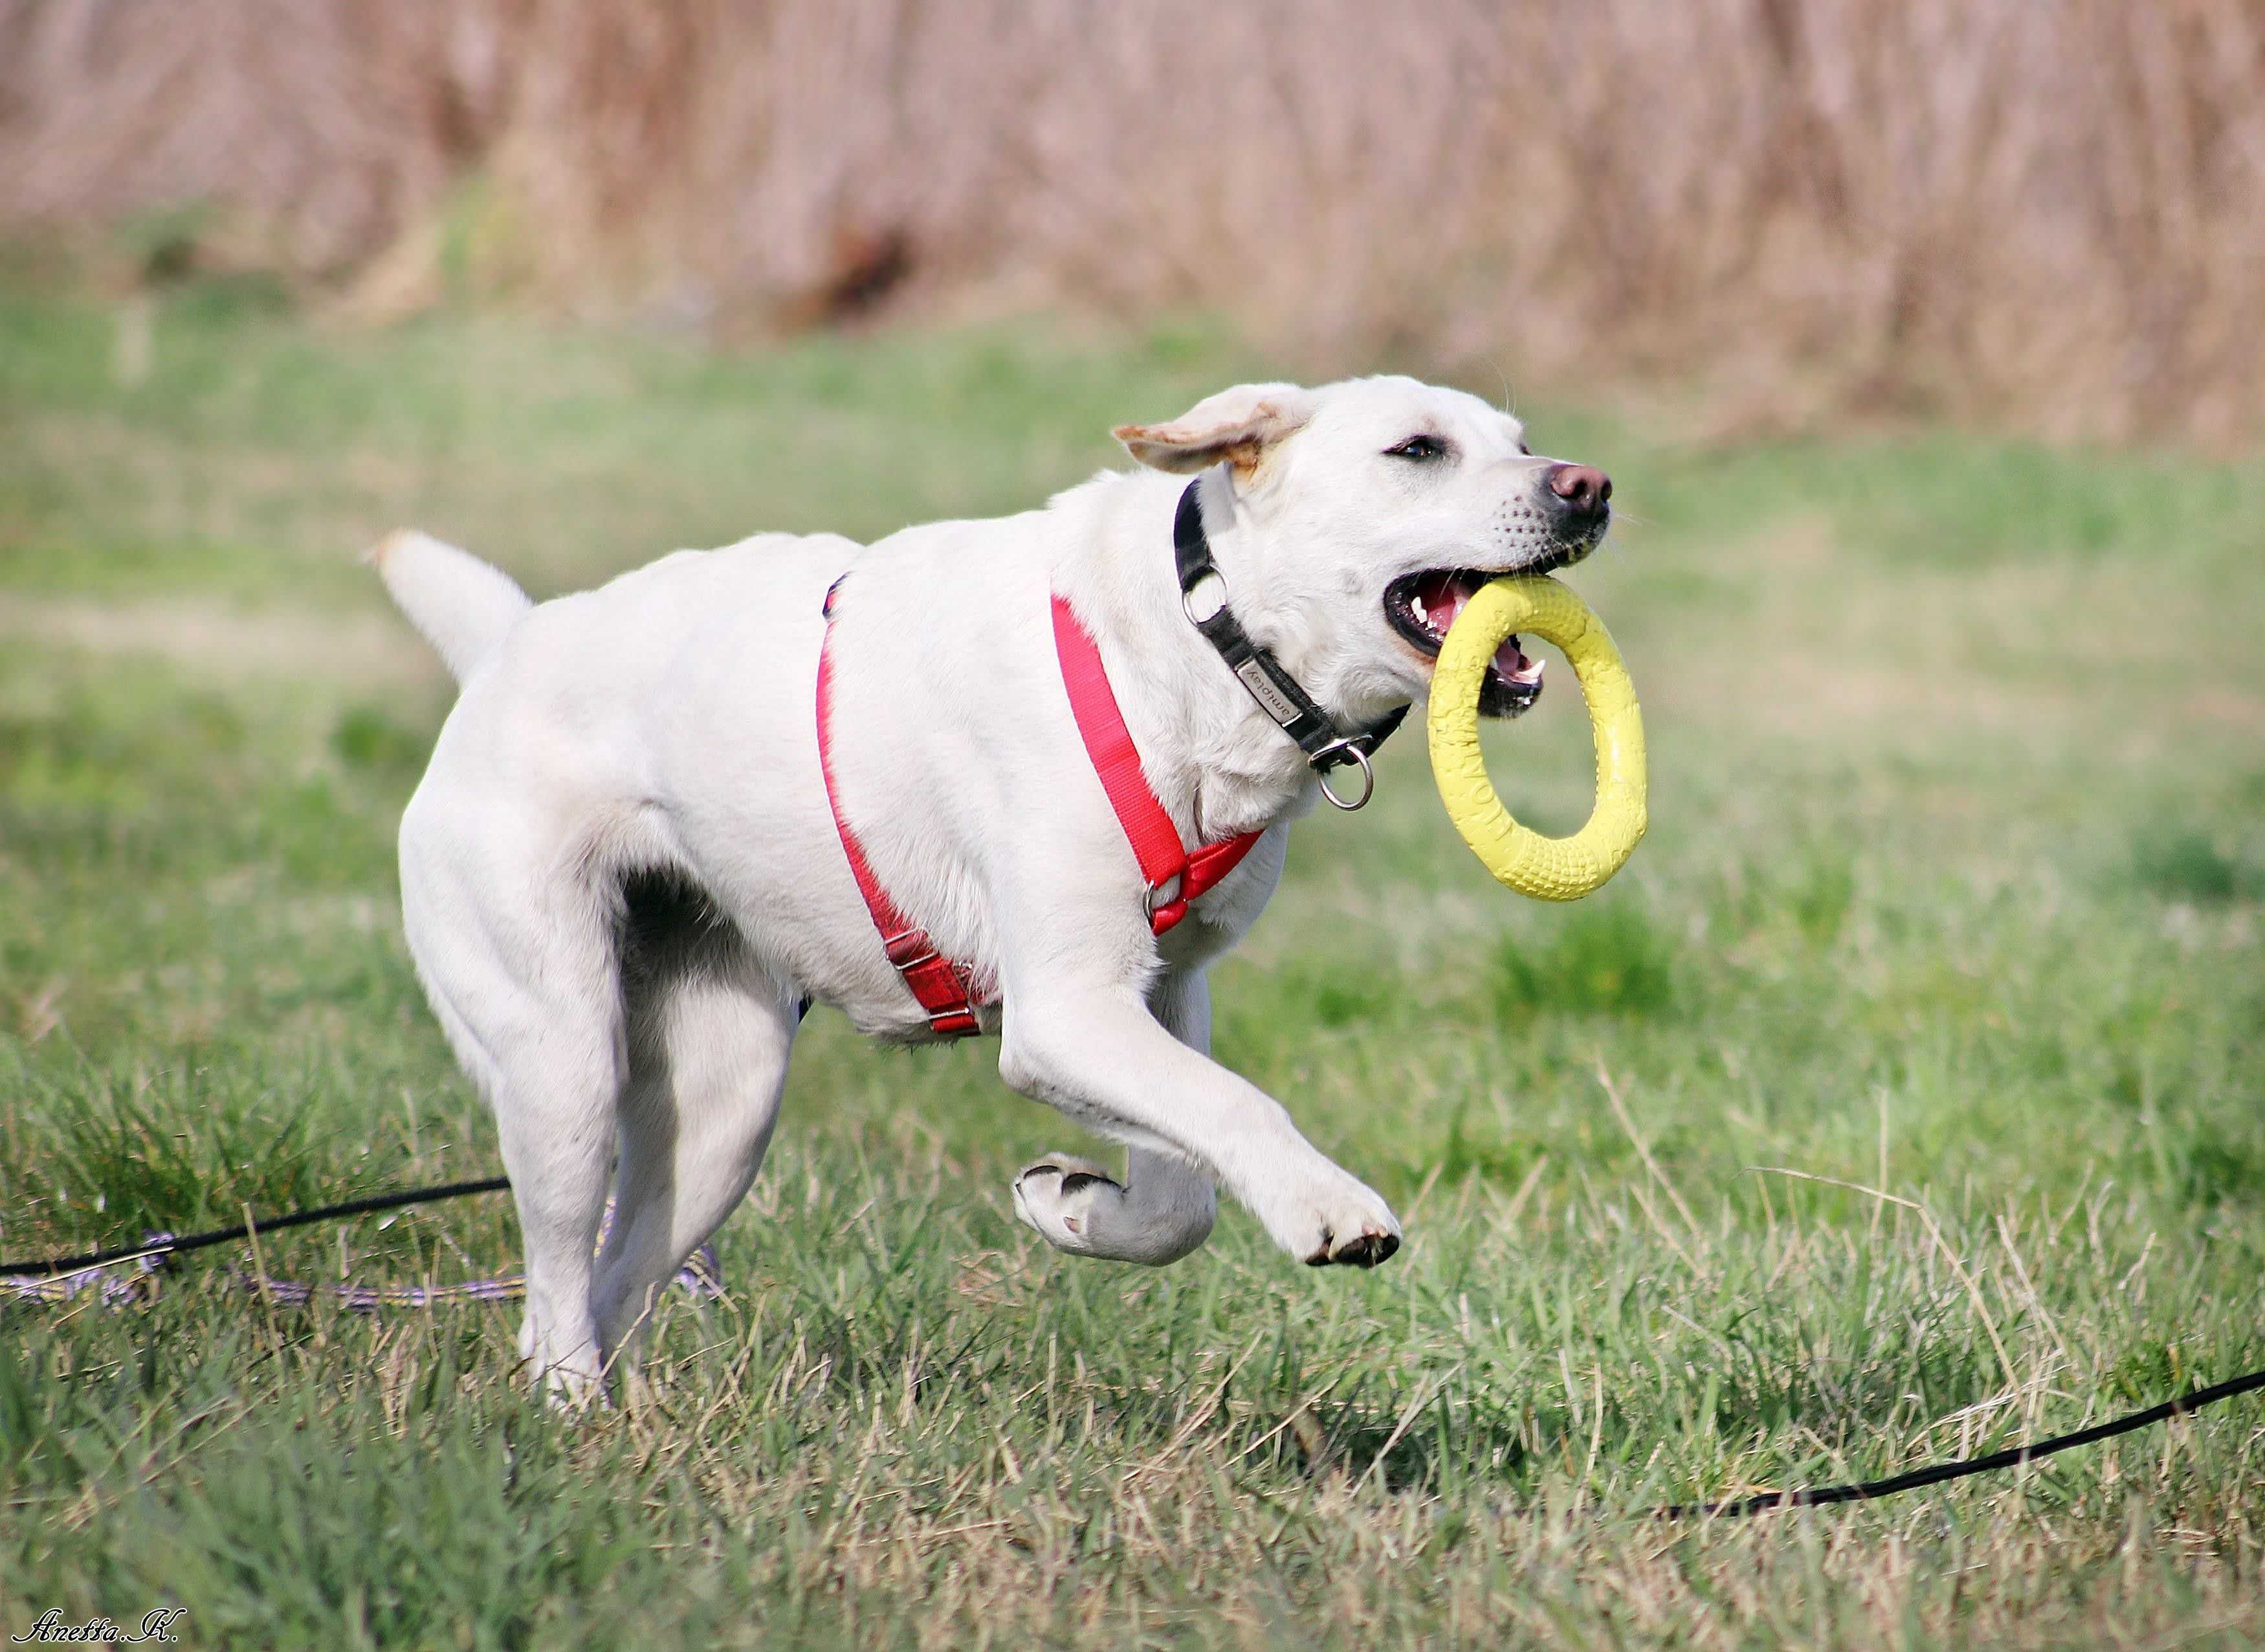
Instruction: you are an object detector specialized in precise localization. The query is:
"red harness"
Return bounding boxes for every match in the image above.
[815,582,1264,1037]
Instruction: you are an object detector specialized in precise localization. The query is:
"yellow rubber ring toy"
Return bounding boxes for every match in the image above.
[1426,576,1648,901]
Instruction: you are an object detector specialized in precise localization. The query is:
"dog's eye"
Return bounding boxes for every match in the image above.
[1384,434,1450,461]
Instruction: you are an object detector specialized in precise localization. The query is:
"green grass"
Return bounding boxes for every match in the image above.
[2,283,2262,1647]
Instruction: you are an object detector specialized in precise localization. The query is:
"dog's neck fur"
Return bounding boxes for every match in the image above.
[1047,465,1400,842]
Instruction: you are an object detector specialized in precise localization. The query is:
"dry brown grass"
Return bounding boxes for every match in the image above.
[5,2,2262,429]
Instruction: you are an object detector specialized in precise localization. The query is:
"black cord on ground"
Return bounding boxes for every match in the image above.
[0,1174,512,1277]
[1656,1366,2265,1519]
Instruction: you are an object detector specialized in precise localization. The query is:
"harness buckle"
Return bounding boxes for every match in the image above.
[1312,740,1376,811]
[881,932,940,971]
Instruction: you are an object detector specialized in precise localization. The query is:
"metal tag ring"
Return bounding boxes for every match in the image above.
[1316,743,1375,811]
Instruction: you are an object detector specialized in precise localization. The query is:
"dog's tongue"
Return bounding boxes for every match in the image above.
[1419,571,1539,683]
[1418,572,1470,633]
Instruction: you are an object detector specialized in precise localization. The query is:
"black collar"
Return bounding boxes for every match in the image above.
[1172,475,1408,810]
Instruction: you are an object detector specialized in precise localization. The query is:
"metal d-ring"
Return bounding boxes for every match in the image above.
[1142,872,1186,920]
[1181,570,1230,627]
[1314,742,1375,811]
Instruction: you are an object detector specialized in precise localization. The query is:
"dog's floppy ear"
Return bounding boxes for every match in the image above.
[1112,383,1314,474]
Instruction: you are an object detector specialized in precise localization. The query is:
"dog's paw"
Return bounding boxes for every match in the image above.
[1257,1174,1404,1270]
[1012,1155,1121,1255]
[1305,1227,1400,1268]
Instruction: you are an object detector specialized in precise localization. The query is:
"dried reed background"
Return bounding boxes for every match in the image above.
[5,0,2263,443]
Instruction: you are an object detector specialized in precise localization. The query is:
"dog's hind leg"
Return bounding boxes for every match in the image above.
[591,873,798,1368]
[400,813,626,1404]
[1012,967,1218,1264]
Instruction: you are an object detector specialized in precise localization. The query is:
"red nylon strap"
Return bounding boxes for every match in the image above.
[1050,595,1263,935]
[815,613,983,1037]
[817,585,1265,1038]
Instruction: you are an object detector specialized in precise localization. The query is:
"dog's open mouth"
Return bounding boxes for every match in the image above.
[1384,569,1547,717]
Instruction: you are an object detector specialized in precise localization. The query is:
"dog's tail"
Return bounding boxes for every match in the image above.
[368,529,533,684]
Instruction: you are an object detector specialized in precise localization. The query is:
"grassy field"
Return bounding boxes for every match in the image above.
[1,283,2261,1648]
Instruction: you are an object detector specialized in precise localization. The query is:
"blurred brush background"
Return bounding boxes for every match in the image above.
[6,0,2264,445]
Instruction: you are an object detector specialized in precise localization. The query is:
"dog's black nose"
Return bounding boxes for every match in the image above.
[1545,463,1611,518]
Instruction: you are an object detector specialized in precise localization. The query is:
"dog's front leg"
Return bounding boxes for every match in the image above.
[1012,968,1219,1264]
[1001,979,1400,1268]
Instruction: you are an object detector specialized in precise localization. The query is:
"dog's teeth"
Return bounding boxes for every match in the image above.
[1411,595,1428,622]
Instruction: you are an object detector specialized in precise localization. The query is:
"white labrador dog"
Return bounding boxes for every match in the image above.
[376,375,1611,1397]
